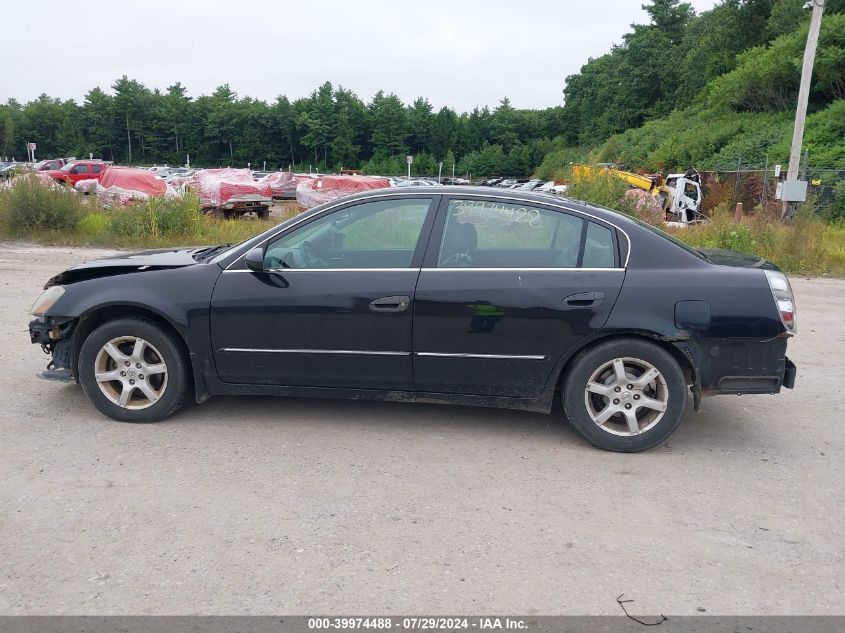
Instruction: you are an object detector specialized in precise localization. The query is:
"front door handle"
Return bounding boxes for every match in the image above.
[369,295,411,313]
[563,291,605,308]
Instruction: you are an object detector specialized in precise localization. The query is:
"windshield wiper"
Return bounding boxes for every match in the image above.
[194,244,232,261]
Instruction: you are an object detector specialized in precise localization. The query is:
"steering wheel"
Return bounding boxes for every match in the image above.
[301,240,328,268]
[265,254,284,269]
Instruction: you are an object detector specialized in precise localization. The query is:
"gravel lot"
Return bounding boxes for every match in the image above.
[0,242,843,615]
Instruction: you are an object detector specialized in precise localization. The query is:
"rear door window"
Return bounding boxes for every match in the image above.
[436,198,616,269]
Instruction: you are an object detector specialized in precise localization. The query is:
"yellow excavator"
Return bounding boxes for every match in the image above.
[572,164,707,227]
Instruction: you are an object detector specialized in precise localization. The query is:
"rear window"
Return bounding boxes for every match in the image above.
[582,201,704,261]
[637,219,703,258]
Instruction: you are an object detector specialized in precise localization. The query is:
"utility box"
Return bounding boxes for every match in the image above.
[776,180,808,202]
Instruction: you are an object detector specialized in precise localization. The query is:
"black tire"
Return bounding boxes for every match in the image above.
[78,317,188,423]
[562,338,688,452]
[258,209,270,220]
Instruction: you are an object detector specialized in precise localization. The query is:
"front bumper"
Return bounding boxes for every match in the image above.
[29,316,75,372]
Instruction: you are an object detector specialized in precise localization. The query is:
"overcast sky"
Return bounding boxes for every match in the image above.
[2,0,719,112]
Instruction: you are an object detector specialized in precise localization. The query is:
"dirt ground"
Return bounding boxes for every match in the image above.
[0,242,842,615]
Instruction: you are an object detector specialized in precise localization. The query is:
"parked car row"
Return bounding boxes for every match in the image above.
[479,177,567,194]
[34,158,75,172]
[0,161,19,178]
[148,166,198,183]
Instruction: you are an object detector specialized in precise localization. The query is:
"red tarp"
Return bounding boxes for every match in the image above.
[99,167,167,197]
[295,174,391,210]
[259,171,297,198]
[189,168,271,207]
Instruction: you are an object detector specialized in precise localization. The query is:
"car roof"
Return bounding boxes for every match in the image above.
[341,185,633,227]
[214,184,650,272]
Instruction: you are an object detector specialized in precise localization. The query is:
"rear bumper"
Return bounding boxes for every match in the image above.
[782,356,797,389]
[220,197,271,210]
[691,337,795,396]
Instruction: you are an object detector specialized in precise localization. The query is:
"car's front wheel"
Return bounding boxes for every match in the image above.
[78,317,188,422]
[562,339,688,452]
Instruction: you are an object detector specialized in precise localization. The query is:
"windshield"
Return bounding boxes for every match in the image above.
[60,162,77,172]
[208,216,295,265]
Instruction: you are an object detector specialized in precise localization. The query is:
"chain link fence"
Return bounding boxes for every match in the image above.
[699,167,845,219]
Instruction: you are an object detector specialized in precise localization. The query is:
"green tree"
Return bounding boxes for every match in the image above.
[429,107,457,160]
[643,0,694,45]
[205,84,238,163]
[1,111,16,159]
[112,76,151,163]
[161,83,191,158]
[368,91,407,158]
[407,97,433,155]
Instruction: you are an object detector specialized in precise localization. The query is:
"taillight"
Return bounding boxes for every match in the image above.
[765,270,797,334]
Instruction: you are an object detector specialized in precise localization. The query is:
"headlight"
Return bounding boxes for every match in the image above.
[30,286,65,317]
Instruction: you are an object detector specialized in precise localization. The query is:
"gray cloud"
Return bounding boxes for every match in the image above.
[1,0,718,111]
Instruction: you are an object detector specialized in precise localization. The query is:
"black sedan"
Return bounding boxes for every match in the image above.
[28,187,797,452]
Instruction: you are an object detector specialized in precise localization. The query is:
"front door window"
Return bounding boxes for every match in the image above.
[264,198,433,269]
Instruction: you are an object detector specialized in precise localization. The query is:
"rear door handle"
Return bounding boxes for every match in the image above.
[563,291,604,308]
[369,295,411,313]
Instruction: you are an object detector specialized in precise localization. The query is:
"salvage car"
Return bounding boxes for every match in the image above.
[28,187,797,452]
[43,160,107,186]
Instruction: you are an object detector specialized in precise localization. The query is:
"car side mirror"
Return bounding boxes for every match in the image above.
[244,246,265,273]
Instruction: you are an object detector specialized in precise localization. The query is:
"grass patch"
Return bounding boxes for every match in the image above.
[0,175,86,234]
[0,178,297,249]
[668,209,845,276]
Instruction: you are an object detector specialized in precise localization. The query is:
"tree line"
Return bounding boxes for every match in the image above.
[0,78,565,177]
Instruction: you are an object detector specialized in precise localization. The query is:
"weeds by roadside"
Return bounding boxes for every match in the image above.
[0,178,295,249]
[669,209,845,276]
[0,175,86,234]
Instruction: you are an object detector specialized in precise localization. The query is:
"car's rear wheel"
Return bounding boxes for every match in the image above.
[78,318,188,422]
[562,339,688,452]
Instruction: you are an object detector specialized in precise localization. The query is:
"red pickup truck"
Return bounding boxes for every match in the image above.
[43,160,107,186]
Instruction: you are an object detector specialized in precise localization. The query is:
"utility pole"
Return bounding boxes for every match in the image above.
[781,0,825,221]
[126,114,132,164]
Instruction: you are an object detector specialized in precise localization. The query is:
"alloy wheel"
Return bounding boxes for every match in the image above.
[583,357,668,436]
[93,336,168,410]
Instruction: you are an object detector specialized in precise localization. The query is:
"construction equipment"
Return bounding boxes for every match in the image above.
[573,164,707,227]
